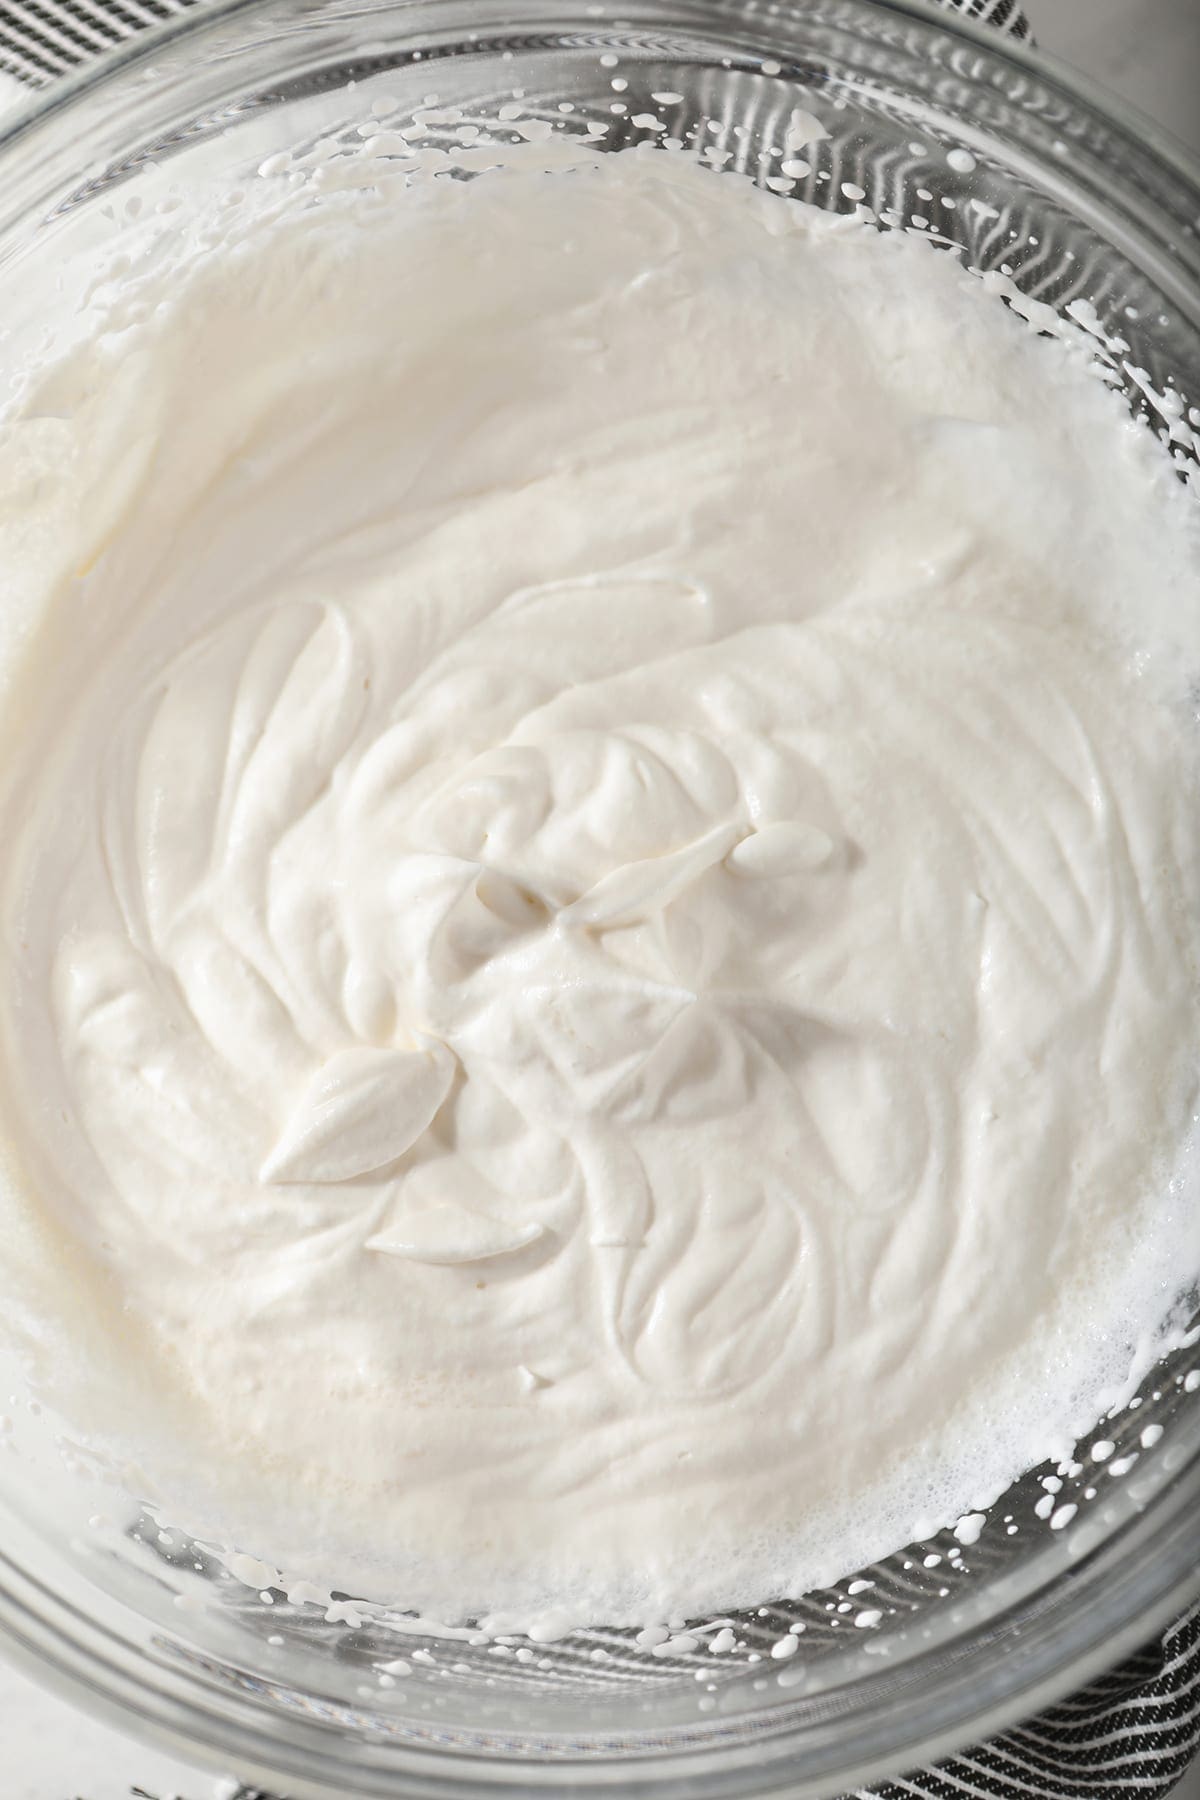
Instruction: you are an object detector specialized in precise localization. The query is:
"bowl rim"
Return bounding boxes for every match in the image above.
[2,0,1199,187]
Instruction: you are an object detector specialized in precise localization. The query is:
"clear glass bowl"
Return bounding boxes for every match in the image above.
[0,2,1197,1795]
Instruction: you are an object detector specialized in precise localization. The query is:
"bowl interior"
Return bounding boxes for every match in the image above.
[0,3,1197,1795]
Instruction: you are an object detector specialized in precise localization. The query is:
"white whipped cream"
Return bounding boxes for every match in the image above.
[1,143,1199,1624]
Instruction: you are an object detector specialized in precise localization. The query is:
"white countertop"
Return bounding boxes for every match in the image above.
[0,1654,239,1799]
[0,2,1197,1795]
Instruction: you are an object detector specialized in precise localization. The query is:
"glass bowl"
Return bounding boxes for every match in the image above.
[0,1,1197,1795]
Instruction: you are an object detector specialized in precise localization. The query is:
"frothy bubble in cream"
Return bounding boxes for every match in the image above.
[0,136,1198,1626]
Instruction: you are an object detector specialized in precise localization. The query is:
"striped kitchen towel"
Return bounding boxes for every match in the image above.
[850,1603,1200,1800]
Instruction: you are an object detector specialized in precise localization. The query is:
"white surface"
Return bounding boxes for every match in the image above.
[1036,0,1200,152]
[0,1656,235,1799]
[0,3,1196,1798]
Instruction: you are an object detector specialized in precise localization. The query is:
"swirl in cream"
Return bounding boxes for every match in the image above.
[1,143,1198,1620]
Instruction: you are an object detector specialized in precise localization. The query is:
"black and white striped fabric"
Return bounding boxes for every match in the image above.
[3,3,1197,1799]
[850,1604,1200,1800]
[934,0,1029,33]
[0,0,194,86]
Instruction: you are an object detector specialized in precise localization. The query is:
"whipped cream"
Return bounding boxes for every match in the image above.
[1,142,1199,1623]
